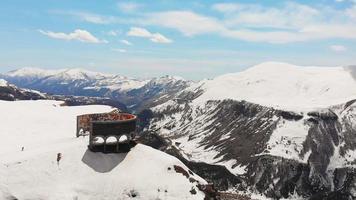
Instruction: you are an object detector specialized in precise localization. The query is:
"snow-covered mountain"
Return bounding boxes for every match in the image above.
[143,62,356,199]
[1,67,146,95]
[3,62,356,199]
[186,62,356,111]
[0,78,47,101]
[0,100,207,200]
[0,68,191,111]
[0,79,127,110]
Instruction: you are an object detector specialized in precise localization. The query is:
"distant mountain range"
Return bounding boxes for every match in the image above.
[0,68,191,112]
[0,78,127,110]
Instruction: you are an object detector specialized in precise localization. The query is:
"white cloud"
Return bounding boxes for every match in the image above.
[346,5,356,19]
[111,48,127,53]
[107,30,120,36]
[140,2,356,43]
[146,11,224,36]
[120,39,132,45]
[221,2,319,30]
[117,2,142,13]
[127,27,172,43]
[330,45,347,52]
[53,2,356,44]
[335,0,356,3]
[39,29,107,43]
[69,12,117,24]
[149,33,172,43]
[212,3,251,13]
[52,11,131,25]
[127,27,152,37]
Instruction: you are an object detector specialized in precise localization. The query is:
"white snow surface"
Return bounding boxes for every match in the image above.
[259,118,311,163]
[0,79,8,86]
[189,62,356,111]
[0,100,206,200]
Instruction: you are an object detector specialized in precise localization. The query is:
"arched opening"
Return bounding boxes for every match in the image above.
[78,128,84,136]
[106,136,118,144]
[92,136,105,145]
[118,135,129,143]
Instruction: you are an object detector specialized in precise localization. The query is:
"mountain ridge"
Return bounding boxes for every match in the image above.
[184,62,356,111]
[0,67,191,111]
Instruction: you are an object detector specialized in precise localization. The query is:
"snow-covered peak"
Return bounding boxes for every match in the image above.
[149,75,186,85]
[5,67,66,78]
[0,79,8,87]
[245,61,299,73]
[189,62,356,111]
[52,68,114,81]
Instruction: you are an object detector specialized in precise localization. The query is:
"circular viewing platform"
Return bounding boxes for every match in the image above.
[77,111,137,153]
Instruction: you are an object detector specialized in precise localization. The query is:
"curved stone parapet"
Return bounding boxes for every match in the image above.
[77,110,137,153]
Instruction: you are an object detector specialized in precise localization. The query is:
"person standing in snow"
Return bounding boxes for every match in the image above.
[57,153,62,165]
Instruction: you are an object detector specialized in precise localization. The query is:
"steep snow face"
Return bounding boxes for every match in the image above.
[0,100,206,200]
[259,118,310,162]
[189,62,356,110]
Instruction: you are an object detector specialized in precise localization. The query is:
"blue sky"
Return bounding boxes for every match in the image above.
[0,0,356,80]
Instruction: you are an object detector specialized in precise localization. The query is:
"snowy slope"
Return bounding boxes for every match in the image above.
[189,62,356,110]
[0,100,206,200]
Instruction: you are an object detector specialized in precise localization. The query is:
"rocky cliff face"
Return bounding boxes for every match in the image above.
[142,98,356,199]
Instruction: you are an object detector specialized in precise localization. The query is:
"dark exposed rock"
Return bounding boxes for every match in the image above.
[0,85,47,101]
[136,109,154,132]
[246,155,313,198]
[144,98,356,199]
[279,111,304,121]
[190,187,197,195]
[307,110,338,121]
[138,132,242,191]
[174,165,190,178]
[52,95,127,111]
